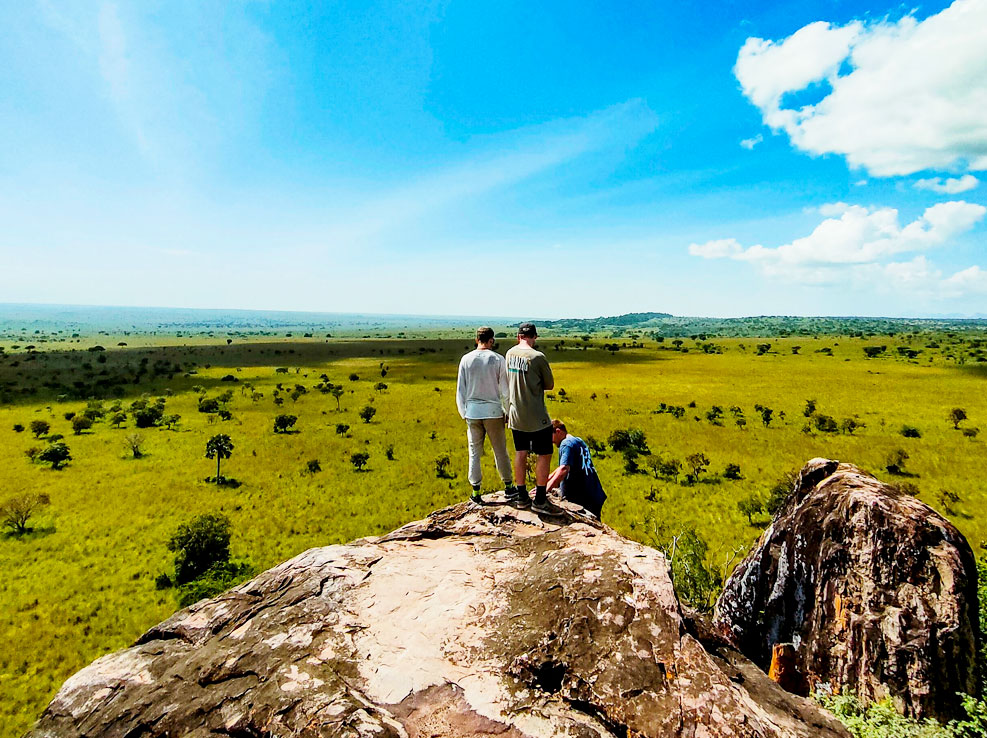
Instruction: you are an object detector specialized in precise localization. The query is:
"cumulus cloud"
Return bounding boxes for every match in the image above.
[740,134,763,150]
[735,0,987,176]
[914,175,980,194]
[689,200,987,295]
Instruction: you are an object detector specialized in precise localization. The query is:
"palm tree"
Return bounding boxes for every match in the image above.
[205,434,234,483]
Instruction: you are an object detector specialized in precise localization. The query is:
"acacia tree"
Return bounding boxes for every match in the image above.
[39,442,72,470]
[125,433,145,459]
[330,386,345,411]
[1,492,51,534]
[205,434,234,483]
[273,414,297,434]
[350,452,370,471]
[359,406,377,424]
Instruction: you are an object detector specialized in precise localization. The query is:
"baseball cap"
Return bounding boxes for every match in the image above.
[518,322,538,337]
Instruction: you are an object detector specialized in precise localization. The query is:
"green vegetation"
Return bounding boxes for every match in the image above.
[2,323,987,734]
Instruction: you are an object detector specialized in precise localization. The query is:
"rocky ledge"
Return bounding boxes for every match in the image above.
[715,458,979,721]
[29,498,848,738]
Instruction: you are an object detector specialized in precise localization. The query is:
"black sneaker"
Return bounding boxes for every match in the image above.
[469,492,486,507]
[532,499,564,516]
[507,491,531,509]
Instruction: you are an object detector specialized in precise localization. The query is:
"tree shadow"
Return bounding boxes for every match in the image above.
[2,525,56,541]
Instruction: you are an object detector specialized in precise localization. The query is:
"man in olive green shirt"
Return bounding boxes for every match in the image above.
[505,322,555,512]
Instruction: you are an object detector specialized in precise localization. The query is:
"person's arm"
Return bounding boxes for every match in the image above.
[456,357,468,418]
[547,464,569,493]
[498,356,509,416]
[541,356,555,391]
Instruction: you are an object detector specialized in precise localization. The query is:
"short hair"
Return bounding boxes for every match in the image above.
[552,419,567,434]
[476,326,494,343]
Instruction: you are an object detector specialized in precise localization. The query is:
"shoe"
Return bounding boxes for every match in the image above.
[532,499,564,516]
[507,491,531,509]
[469,492,486,507]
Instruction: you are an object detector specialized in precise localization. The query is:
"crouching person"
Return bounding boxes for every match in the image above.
[547,419,606,518]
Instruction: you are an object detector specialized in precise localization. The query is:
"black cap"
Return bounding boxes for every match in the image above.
[518,322,538,337]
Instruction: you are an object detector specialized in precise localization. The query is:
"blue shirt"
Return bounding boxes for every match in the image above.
[559,435,606,516]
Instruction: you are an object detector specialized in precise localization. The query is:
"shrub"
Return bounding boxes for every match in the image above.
[385,444,395,461]
[963,427,980,439]
[841,418,864,435]
[813,414,839,433]
[350,452,370,471]
[803,399,817,417]
[765,472,797,515]
[29,420,50,438]
[885,449,909,475]
[72,415,93,435]
[1,492,51,534]
[133,406,163,428]
[167,513,232,585]
[646,519,721,612]
[12,423,24,433]
[435,454,455,479]
[951,408,968,429]
[901,425,921,438]
[335,423,350,436]
[608,428,649,455]
[359,406,377,424]
[724,463,742,480]
[177,561,254,608]
[306,459,321,473]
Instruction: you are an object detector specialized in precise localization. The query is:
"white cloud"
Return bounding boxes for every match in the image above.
[740,134,763,150]
[736,0,987,176]
[914,175,980,194]
[689,238,746,259]
[689,200,987,295]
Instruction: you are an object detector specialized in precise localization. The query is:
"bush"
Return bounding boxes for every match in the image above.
[813,414,839,433]
[765,471,797,515]
[385,444,395,461]
[685,452,710,482]
[29,420,50,438]
[359,405,377,424]
[816,689,987,738]
[608,428,649,455]
[72,415,93,435]
[177,561,253,608]
[167,513,232,585]
[724,463,742,480]
[335,423,350,436]
[886,449,909,475]
[306,459,322,473]
[737,494,762,524]
[12,423,24,433]
[435,454,455,479]
[901,425,922,438]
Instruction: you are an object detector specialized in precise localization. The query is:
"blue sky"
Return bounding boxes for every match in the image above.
[1,0,985,318]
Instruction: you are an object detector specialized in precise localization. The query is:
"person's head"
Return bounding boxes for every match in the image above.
[517,322,538,345]
[551,419,568,446]
[476,326,495,348]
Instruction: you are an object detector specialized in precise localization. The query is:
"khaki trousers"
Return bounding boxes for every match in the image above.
[466,417,513,488]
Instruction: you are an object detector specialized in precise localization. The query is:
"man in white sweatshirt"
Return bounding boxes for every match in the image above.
[456,326,515,505]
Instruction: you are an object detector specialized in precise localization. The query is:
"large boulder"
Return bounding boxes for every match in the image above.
[715,458,979,721]
[29,500,848,738]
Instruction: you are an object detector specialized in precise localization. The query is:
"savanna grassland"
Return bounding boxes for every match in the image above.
[2,326,987,735]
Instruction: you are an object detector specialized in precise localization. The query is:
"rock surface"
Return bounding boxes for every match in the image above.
[29,498,849,738]
[715,458,979,721]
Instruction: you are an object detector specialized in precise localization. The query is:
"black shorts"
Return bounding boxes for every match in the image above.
[512,427,553,455]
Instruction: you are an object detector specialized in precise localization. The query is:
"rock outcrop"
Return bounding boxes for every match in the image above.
[715,458,979,721]
[30,498,849,738]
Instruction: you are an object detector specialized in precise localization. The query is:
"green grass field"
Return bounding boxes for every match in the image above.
[2,332,986,735]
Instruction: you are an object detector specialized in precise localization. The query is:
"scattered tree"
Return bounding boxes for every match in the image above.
[306,459,322,474]
[765,472,796,515]
[737,495,762,524]
[1,492,51,535]
[29,420,50,438]
[885,448,910,475]
[385,444,395,461]
[125,433,145,459]
[330,386,345,410]
[901,425,921,438]
[951,408,968,429]
[205,434,234,484]
[724,463,742,480]
[685,452,710,483]
[110,412,127,428]
[350,452,370,471]
[359,405,377,424]
[803,399,817,417]
[273,414,298,434]
[167,513,231,585]
[841,418,863,435]
[374,382,388,394]
[38,442,71,470]
[335,423,350,436]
